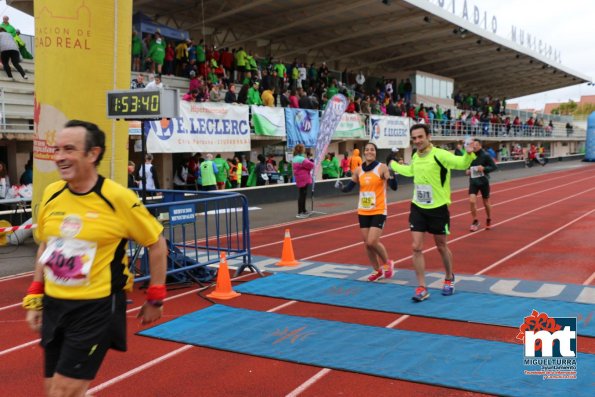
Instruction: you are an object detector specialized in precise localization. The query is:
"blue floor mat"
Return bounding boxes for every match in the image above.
[139,305,593,396]
[234,273,595,337]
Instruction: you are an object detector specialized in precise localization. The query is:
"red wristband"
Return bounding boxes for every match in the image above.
[27,281,44,295]
[146,284,166,301]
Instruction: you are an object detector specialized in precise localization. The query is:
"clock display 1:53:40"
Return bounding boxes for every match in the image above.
[114,93,160,113]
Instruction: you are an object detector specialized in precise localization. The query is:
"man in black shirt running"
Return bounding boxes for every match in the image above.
[467,139,497,231]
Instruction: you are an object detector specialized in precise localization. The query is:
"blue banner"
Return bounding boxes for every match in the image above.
[314,94,348,178]
[285,108,320,149]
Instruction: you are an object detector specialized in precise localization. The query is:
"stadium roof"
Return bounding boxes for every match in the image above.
[10,0,591,98]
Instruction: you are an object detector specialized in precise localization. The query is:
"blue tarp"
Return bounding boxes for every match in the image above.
[234,273,595,337]
[140,305,594,397]
[133,12,189,41]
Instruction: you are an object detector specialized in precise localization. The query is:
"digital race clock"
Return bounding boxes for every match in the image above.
[106,88,179,120]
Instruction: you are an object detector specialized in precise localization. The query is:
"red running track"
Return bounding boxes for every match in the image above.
[1,164,594,396]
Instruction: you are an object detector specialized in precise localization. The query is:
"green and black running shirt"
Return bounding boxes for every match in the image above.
[391,147,475,209]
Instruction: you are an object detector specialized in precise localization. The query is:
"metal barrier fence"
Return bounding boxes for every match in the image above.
[505,108,573,124]
[428,119,582,139]
[129,189,259,285]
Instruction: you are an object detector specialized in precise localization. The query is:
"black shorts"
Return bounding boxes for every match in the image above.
[358,214,387,229]
[469,181,490,198]
[42,291,127,380]
[409,203,450,235]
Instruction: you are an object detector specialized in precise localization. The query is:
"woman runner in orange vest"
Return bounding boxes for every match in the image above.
[336,142,398,281]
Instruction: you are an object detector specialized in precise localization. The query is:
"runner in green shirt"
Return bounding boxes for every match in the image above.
[390,123,475,302]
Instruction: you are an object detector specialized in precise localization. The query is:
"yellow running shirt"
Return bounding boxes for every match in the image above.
[35,176,163,300]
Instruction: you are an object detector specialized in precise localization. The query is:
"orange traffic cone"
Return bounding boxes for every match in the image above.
[207,252,241,300]
[276,229,299,267]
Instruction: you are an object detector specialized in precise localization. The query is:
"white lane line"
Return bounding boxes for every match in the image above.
[0,339,40,357]
[0,273,252,356]
[301,184,595,262]
[0,271,35,282]
[87,345,194,394]
[476,208,595,275]
[583,272,595,286]
[0,302,22,312]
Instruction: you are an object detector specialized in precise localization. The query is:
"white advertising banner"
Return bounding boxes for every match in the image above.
[334,112,366,138]
[368,115,410,149]
[146,101,251,153]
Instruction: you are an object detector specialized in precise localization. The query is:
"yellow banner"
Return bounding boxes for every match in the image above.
[32,0,132,218]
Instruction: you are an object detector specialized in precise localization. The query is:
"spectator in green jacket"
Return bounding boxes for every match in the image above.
[213,154,230,190]
[247,81,263,105]
[199,153,218,191]
[147,33,166,74]
[321,153,340,179]
[0,16,16,36]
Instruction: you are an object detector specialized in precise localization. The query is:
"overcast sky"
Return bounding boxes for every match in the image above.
[2,0,594,109]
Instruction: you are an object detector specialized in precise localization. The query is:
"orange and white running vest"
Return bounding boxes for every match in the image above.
[357,163,386,216]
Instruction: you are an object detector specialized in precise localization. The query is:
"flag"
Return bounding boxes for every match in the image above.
[313,94,348,186]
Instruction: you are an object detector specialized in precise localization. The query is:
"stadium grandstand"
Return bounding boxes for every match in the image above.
[1,0,591,189]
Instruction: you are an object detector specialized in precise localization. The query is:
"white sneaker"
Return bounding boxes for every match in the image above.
[296,213,307,219]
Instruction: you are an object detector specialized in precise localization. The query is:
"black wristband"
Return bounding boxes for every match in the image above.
[146,299,163,307]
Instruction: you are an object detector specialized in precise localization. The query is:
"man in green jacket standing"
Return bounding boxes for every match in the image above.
[321,153,340,179]
[390,124,475,302]
[200,154,218,191]
[213,154,230,190]
[247,81,263,105]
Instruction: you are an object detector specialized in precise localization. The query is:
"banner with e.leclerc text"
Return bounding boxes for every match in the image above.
[368,115,410,149]
[145,101,251,153]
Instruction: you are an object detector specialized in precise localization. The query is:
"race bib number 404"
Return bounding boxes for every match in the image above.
[40,238,97,286]
[415,184,433,205]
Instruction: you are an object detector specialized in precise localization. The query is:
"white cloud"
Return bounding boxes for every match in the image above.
[455,0,595,108]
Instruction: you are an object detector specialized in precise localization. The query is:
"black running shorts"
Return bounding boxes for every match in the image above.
[358,214,387,229]
[469,181,490,198]
[409,203,450,235]
[42,291,127,380]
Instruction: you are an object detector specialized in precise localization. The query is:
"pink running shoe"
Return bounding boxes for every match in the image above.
[367,269,383,282]
[383,260,394,279]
